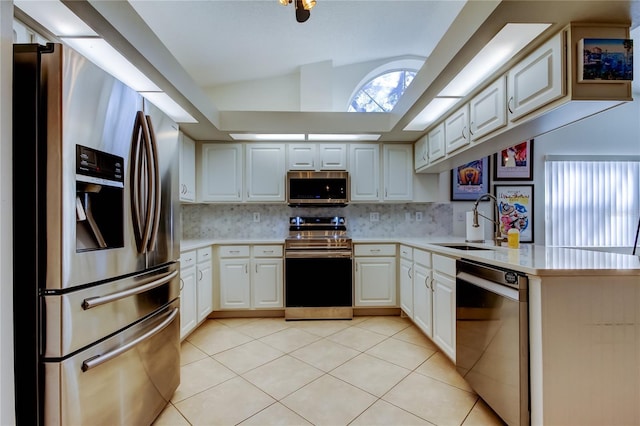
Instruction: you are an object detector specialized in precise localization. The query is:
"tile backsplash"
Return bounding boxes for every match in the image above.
[182,203,453,240]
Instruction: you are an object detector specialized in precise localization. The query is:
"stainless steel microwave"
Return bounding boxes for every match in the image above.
[286,171,349,206]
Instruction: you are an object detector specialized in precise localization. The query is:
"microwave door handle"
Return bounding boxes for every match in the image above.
[130,112,145,252]
[145,115,161,251]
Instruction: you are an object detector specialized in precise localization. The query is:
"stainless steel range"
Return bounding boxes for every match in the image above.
[284,216,353,320]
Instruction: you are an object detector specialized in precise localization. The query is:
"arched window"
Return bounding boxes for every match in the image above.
[348,69,417,112]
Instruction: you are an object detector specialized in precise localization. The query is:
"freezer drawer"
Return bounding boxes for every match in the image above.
[43,263,179,358]
[44,299,180,426]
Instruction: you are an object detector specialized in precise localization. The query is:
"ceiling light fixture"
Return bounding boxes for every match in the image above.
[279,0,316,23]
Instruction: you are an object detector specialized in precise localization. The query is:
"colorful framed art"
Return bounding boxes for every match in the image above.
[451,157,489,201]
[493,140,533,181]
[494,184,534,243]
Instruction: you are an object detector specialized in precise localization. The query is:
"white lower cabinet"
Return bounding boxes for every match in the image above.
[399,245,413,317]
[180,247,213,340]
[218,245,283,310]
[432,254,456,361]
[411,249,433,338]
[354,244,397,307]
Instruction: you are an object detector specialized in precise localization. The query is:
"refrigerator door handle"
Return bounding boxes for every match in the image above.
[145,115,161,251]
[81,307,178,372]
[81,270,178,310]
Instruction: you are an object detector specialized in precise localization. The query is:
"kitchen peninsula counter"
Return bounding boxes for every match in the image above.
[183,237,640,274]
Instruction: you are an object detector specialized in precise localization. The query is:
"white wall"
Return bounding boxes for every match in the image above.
[0,1,14,424]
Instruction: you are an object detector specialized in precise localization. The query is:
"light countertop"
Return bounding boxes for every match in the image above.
[181,237,640,276]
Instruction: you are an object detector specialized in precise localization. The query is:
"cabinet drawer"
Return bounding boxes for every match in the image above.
[414,249,431,268]
[354,244,396,257]
[180,250,197,268]
[399,245,413,260]
[197,247,212,263]
[433,254,455,275]
[218,245,250,258]
[252,245,283,257]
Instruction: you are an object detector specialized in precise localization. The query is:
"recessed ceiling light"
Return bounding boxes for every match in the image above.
[405,23,551,131]
[140,92,198,123]
[308,134,381,141]
[229,134,306,141]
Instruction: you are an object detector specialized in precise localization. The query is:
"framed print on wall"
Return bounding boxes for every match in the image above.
[494,140,533,181]
[495,184,534,243]
[451,157,489,201]
[578,38,633,82]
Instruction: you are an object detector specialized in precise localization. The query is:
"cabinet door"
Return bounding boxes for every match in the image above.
[219,259,251,309]
[399,258,413,317]
[319,144,347,170]
[445,104,470,154]
[414,135,428,171]
[413,263,433,337]
[383,144,413,201]
[349,144,380,201]
[200,143,243,202]
[288,144,317,170]
[507,31,564,122]
[246,144,285,201]
[469,77,507,140]
[433,270,456,361]
[179,265,197,340]
[196,261,213,322]
[354,257,396,306]
[427,123,445,163]
[179,133,196,202]
[252,258,283,308]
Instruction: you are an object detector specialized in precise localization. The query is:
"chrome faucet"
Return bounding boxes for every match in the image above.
[472,193,506,246]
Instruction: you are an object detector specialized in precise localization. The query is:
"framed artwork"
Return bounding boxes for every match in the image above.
[451,157,489,201]
[578,38,633,82]
[494,184,534,243]
[494,140,533,181]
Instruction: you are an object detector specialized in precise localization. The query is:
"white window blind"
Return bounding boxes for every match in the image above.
[545,156,640,247]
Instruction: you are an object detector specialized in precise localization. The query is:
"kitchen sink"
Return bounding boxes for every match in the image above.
[431,243,495,251]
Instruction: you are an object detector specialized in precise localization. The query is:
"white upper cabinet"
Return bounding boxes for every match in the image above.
[319,144,347,170]
[349,143,380,201]
[287,143,347,171]
[427,123,445,163]
[383,144,413,201]
[507,31,565,122]
[287,144,317,170]
[179,132,196,202]
[200,143,243,202]
[414,135,428,171]
[445,104,470,154]
[245,144,285,202]
[469,76,507,140]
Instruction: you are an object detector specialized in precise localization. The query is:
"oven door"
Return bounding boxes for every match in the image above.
[285,250,353,309]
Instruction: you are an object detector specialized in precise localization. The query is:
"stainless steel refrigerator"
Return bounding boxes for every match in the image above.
[13,43,181,425]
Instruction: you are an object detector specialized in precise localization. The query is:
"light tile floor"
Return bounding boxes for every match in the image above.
[154,316,506,426]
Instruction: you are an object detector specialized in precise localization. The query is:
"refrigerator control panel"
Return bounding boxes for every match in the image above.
[76,145,124,184]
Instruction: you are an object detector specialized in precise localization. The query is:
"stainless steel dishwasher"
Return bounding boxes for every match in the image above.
[456,259,529,426]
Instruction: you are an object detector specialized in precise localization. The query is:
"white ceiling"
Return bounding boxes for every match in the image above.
[127,0,466,89]
[16,0,640,143]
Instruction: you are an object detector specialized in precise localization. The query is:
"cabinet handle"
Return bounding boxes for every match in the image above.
[263,250,274,254]
[237,191,240,198]
[198,270,203,280]
[179,278,184,291]
[255,264,258,273]
[229,250,240,254]
[425,276,429,289]
[507,96,514,114]
[430,278,435,292]
[462,126,467,140]
[469,122,474,136]
[376,190,379,198]
[370,249,380,253]
[408,267,412,279]
[385,189,388,198]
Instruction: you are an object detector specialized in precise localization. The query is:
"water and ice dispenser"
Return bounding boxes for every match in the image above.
[76,145,124,251]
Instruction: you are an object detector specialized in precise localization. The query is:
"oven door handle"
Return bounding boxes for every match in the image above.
[285,251,352,259]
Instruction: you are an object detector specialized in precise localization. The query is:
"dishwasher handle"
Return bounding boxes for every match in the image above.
[457,271,522,302]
